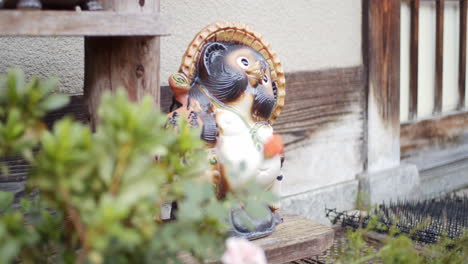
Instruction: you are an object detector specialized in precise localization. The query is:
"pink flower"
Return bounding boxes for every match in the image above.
[221,237,267,264]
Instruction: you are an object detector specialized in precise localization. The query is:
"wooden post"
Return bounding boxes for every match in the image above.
[434,0,444,115]
[409,0,419,121]
[365,0,401,172]
[84,0,160,127]
[458,0,467,110]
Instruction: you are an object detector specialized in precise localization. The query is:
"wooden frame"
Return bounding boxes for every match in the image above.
[0,1,166,128]
[434,0,444,115]
[0,11,169,36]
[83,0,162,127]
[410,0,420,120]
[0,0,166,190]
[366,0,401,128]
[400,0,468,158]
[364,0,401,170]
[459,0,467,110]
[401,112,468,158]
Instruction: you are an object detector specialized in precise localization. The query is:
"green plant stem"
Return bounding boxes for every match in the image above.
[66,205,89,264]
[61,187,88,264]
[110,143,131,195]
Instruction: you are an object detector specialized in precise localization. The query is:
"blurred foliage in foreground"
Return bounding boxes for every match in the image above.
[0,69,275,264]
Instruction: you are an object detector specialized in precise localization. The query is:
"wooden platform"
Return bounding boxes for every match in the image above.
[253,214,334,264]
[0,11,170,36]
[181,214,334,264]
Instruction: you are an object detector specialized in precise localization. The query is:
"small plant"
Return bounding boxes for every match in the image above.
[0,69,68,163]
[0,69,275,263]
[329,210,468,264]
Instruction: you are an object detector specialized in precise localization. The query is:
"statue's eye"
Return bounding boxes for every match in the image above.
[263,75,269,84]
[237,57,250,69]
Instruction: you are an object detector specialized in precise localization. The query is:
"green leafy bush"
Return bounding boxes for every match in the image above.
[0,69,275,264]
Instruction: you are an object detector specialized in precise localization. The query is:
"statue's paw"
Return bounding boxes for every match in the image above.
[17,0,41,9]
[228,207,282,240]
[84,1,103,11]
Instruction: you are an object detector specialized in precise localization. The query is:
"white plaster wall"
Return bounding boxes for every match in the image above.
[400,0,463,122]
[400,2,411,122]
[160,0,362,85]
[0,37,84,94]
[0,0,362,91]
[282,117,364,196]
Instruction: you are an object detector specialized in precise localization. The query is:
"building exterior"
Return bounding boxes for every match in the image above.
[0,0,466,224]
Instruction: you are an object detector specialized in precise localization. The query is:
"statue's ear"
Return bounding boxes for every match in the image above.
[199,42,228,76]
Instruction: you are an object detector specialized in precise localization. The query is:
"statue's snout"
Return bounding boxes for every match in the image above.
[246,61,267,87]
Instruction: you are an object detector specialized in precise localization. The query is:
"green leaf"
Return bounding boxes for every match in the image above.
[244,200,270,219]
[40,94,69,111]
[7,68,25,100]
[38,77,59,95]
[0,191,14,211]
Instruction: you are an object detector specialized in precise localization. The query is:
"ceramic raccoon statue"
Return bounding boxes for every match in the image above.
[167,22,286,239]
[0,0,102,10]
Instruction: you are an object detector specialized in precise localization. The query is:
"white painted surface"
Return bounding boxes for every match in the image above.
[400,0,464,122]
[418,1,436,119]
[367,87,400,173]
[400,2,411,122]
[443,2,460,113]
[282,116,364,196]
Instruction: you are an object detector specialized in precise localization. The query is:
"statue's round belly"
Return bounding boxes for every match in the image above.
[217,133,280,191]
[217,133,262,189]
[215,109,279,190]
[256,155,281,188]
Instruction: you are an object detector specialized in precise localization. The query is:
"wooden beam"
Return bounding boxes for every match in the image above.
[365,0,401,171]
[459,0,467,110]
[0,11,170,36]
[410,0,420,120]
[401,112,468,158]
[84,0,161,127]
[367,0,401,126]
[434,0,444,115]
[99,0,159,13]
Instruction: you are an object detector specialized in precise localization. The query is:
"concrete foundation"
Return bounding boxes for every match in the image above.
[358,163,420,206]
[419,157,468,198]
[280,164,423,225]
[404,145,468,198]
[281,179,359,225]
